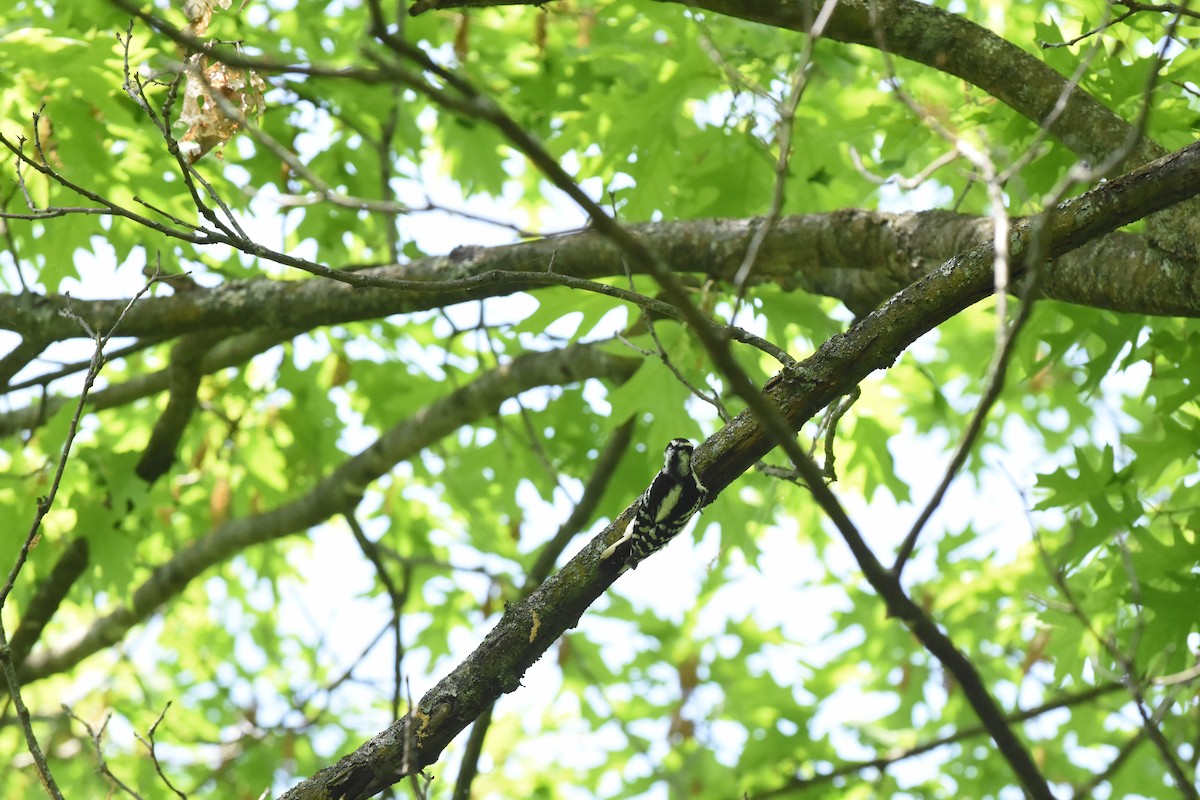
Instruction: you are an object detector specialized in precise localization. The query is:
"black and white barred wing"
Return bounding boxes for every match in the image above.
[601,469,707,575]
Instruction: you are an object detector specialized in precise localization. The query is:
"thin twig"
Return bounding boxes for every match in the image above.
[63,707,144,799]
[759,681,1123,797]
[2,283,158,611]
[118,27,250,242]
[345,510,411,722]
[820,385,859,482]
[891,271,1040,576]
[731,0,841,302]
[134,703,189,800]
[888,1,1179,577]
[614,330,730,422]
[848,144,962,189]
[1040,0,1198,48]
[0,276,156,800]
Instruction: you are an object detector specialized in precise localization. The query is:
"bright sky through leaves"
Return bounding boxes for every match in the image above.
[1,1,1199,799]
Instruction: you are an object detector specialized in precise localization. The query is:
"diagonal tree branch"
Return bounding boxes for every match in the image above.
[277,139,1200,800]
[667,0,1165,168]
[452,418,637,800]
[16,341,637,684]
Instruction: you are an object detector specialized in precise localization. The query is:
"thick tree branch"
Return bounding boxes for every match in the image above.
[669,0,1164,169]
[278,138,1200,800]
[2,209,1197,363]
[16,341,637,684]
[134,331,226,483]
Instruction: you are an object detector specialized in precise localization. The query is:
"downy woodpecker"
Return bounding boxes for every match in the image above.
[601,438,708,574]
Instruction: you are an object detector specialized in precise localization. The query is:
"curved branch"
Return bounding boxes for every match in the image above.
[16,341,637,684]
[675,0,1163,168]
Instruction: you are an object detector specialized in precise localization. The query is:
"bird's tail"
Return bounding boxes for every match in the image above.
[599,520,636,575]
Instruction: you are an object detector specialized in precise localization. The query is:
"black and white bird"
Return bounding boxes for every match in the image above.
[601,438,708,575]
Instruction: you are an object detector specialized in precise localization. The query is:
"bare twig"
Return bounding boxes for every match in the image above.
[891,272,1040,576]
[887,1,1180,577]
[759,681,1123,797]
[731,0,841,301]
[819,385,859,482]
[1041,0,1199,48]
[2,282,160,611]
[848,144,962,189]
[118,28,251,242]
[0,276,156,800]
[134,703,189,800]
[614,330,730,422]
[63,707,144,799]
[345,511,412,722]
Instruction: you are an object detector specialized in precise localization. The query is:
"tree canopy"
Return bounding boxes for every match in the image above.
[2,0,1200,798]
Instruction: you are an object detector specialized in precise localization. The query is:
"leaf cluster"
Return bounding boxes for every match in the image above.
[1,0,1199,798]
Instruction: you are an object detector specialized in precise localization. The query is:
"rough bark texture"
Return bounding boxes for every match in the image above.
[279,139,1200,800]
[2,204,1194,366]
